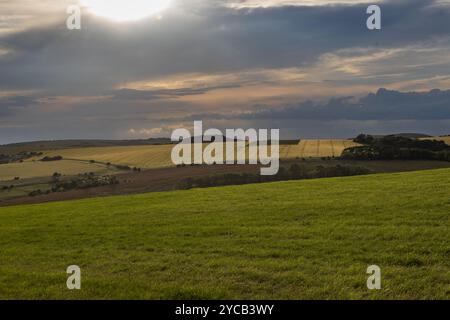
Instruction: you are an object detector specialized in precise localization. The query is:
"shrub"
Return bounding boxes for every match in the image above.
[115,165,131,171]
[41,156,63,162]
[180,164,371,190]
[29,189,42,197]
[51,175,119,192]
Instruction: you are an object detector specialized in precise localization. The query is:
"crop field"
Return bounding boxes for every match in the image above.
[281,139,361,158]
[0,168,449,299]
[0,159,115,181]
[43,143,261,169]
[421,136,450,145]
[44,145,175,169]
[39,140,360,171]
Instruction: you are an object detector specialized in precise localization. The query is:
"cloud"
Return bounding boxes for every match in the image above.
[1,0,450,94]
[240,88,450,121]
[160,87,450,122]
[110,85,240,101]
[1,0,450,142]
[225,0,383,8]
[127,123,189,138]
[0,95,40,116]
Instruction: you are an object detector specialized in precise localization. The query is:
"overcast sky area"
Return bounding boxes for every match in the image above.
[1,0,450,143]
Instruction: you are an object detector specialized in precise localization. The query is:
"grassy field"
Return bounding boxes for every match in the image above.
[0,169,449,299]
[0,159,116,181]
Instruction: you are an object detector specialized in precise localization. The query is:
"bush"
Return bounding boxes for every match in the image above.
[41,156,63,162]
[51,175,119,192]
[180,164,371,190]
[115,165,131,171]
[29,189,42,197]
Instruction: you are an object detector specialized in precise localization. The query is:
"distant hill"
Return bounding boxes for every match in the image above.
[389,133,432,139]
[356,133,432,139]
[0,138,172,155]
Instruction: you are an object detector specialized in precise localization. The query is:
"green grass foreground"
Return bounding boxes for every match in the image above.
[0,169,449,299]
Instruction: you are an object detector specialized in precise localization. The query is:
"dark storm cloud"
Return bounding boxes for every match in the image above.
[173,88,450,121]
[0,95,39,116]
[246,88,450,121]
[0,0,449,93]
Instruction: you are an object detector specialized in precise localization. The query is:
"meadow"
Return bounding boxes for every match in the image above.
[0,168,449,299]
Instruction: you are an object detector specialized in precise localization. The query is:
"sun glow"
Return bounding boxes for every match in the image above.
[80,0,171,22]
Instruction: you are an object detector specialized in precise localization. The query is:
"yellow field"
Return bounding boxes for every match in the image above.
[281,139,361,158]
[45,144,256,168]
[0,160,114,181]
[44,145,175,169]
[421,136,450,145]
[39,140,361,170]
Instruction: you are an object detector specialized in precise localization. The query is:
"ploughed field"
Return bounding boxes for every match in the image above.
[0,169,449,299]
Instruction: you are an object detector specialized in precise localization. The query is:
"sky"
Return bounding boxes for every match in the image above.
[1,0,450,143]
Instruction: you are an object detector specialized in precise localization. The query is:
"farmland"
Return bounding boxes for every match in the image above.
[2,159,450,207]
[422,136,450,145]
[42,143,263,169]
[0,159,116,181]
[280,139,361,159]
[0,168,449,299]
[1,137,449,206]
[37,140,359,171]
[43,145,175,169]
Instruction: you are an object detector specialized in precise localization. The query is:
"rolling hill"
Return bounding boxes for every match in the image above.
[0,138,172,155]
[36,140,360,171]
[0,168,449,299]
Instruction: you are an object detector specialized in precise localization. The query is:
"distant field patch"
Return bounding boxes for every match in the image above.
[421,136,450,145]
[44,143,263,169]
[41,140,362,170]
[0,160,114,181]
[44,145,175,169]
[282,140,361,158]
